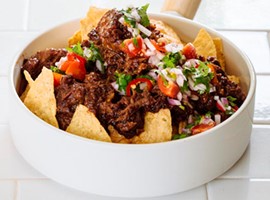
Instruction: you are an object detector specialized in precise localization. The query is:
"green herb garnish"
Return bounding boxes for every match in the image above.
[162,52,182,68]
[115,72,132,93]
[138,4,150,27]
[50,66,65,74]
[66,42,84,56]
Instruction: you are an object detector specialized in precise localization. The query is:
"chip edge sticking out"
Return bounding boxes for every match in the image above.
[66,104,112,143]
[23,67,59,128]
[193,28,217,59]
[213,37,226,70]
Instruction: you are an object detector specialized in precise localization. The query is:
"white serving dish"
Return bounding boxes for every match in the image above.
[9,13,256,198]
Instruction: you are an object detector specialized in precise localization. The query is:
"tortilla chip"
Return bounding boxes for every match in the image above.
[66,104,111,142]
[228,75,240,84]
[213,37,225,70]
[20,71,34,102]
[108,125,131,144]
[68,7,108,45]
[80,6,109,41]
[20,84,30,102]
[23,67,59,128]
[132,109,172,144]
[193,29,216,59]
[68,30,82,47]
[151,19,182,44]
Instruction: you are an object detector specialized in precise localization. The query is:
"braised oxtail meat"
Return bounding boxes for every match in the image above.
[98,88,168,139]
[22,48,67,80]
[55,76,86,130]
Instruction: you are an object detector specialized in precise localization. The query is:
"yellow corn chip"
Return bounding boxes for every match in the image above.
[151,19,182,44]
[80,6,109,41]
[66,104,111,142]
[20,70,34,102]
[132,109,172,144]
[193,29,216,59]
[23,67,59,128]
[20,84,30,102]
[108,125,131,144]
[228,75,240,84]
[213,37,226,70]
[68,30,82,47]
[68,7,108,45]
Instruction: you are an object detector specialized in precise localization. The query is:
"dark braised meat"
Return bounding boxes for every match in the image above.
[88,9,131,50]
[88,9,158,77]
[98,86,168,138]
[22,48,67,80]
[55,76,86,130]
[215,68,246,105]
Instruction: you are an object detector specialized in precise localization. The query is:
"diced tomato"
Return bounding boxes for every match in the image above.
[182,43,197,59]
[65,60,86,81]
[53,72,63,87]
[126,77,153,96]
[121,36,144,58]
[150,39,166,53]
[157,75,180,98]
[191,121,215,135]
[59,52,86,81]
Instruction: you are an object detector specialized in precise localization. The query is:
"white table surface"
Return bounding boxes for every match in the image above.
[1,0,270,199]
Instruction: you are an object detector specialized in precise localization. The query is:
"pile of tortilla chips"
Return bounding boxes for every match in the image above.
[21,6,237,144]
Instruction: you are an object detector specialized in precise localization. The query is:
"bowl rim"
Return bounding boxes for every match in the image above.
[9,13,256,148]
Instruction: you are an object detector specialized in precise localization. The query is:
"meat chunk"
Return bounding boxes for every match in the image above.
[22,48,67,80]
[55,76,86,130]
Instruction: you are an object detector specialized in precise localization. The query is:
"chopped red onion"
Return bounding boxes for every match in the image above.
[216,99,226,112]
[167,97,181,106]
[201,117,214,125]
[165,43,183,53]
[148,54,161,66]
[118,16,125,25]
[214,114,221,124]
[130,9,141,21]
[111,81,119,91]
[128,43,135,52]
[144,38,156,51]
[139,82,147,90]
[220,97,229,106]
[96,60,102,72]
[177,92,183,101]
[190,94,199,101]
[188,115,193,124]
[156,51,165,60]
[183,59,199,68]
[145,49,156,57]
[137,23,152,37]
[147,70,158,80]
[160,69,173,82]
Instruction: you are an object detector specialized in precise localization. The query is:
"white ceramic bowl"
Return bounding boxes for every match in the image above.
[9,13,256,198]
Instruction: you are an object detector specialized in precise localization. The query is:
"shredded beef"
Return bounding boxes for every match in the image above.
[22,48,67,80]
[54,76,86,130]
[98,87,168,138]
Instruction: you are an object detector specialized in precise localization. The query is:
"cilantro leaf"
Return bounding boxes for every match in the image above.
[138,4,150,27]
[50,66,65,74]
[162,52,182,68]
[227,96,237,107]
[66,43,84,56]
[172,134,187,140]
[87,42,103,62]
[115,72,132,93]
